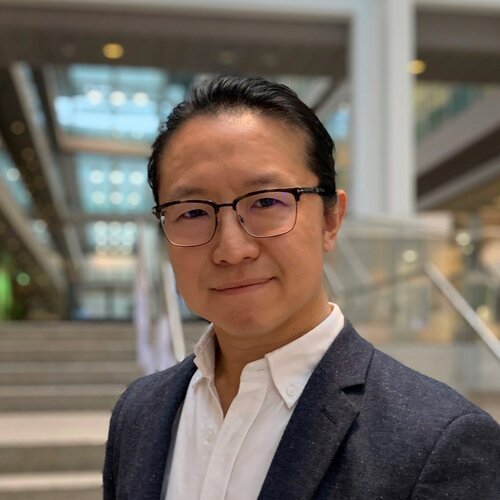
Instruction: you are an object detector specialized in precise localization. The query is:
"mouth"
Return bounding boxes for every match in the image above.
[213,278,273,294]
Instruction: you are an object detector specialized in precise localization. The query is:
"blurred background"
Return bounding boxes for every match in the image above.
[0,0,500,498]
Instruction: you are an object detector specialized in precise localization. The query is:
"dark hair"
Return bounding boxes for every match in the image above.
[147,76,337,206]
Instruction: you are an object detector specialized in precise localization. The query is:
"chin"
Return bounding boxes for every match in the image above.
[212,308,286,338]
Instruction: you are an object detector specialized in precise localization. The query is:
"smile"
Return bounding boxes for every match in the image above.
[213,278,273,294]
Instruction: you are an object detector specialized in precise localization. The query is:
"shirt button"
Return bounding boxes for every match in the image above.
[205,428,216,442]
[287,385,297,396]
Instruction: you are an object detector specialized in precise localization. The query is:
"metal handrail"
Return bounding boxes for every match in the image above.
[160,261,186,362]
[329,266,425,300]
[134,225,155,375]
[323,261,500,362]
[424,263,500,361]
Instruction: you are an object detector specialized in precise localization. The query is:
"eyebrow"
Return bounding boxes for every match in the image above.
[168,172,291,200]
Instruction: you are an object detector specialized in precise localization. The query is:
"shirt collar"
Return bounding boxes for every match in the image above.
[193,325,217,384]
[265,303,344,408]
[191,303,345,406]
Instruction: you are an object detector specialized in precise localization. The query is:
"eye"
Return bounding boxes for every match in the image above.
[254,197,282,209]
[179,208,209,220]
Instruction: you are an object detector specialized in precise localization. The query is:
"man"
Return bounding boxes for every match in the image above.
[103,76,500,499]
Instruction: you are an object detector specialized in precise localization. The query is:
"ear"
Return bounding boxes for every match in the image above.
[322,190,346,252]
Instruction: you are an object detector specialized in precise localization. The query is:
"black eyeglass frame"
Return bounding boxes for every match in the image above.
[152,186,335,247]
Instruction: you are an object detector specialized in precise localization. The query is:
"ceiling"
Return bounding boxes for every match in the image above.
[1,1,500,314]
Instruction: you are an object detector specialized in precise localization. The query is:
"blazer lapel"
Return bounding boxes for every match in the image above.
[258,322,373,500]
[127,356,197,500]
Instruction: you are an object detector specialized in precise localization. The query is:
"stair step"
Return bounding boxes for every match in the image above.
[0,322,134,341]
[0,385,125,412]
[0,411,109,473]
[0,339,136,350]
[0,361,141,385]
[0,347,135,362]
[0,443,104,474]
[0,471,101,500]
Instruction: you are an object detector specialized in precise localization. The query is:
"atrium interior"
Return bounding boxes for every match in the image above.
[0,0,499,498]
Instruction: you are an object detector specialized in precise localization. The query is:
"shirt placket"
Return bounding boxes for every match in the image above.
[199,364,268,500]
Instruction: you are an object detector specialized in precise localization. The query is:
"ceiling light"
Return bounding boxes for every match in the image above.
[109,170,125,184]
[109,221,121,232]
[110,91,126,106]
[94,221,107,233]
[89,169,104,184]
[127,193,142,206]
[10,121,25,135]
[91,191,106,205]
[110,192,123,204]
[402,249,418,264]
[86,90,103,105]
[16,272,31,286]
[455,231,471,246]
[133,92,149,106]
[103,43,124,60]
[129,171,144,185]
[33,220,47,232]
[21,147,35,161]
[408,59,426,75]
[6,168,20,182]
[123,222,136,232]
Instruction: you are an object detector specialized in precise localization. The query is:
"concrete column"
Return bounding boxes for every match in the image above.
[349,0,416,218]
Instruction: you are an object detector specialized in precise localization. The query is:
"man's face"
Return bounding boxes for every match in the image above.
[158,111,345,343]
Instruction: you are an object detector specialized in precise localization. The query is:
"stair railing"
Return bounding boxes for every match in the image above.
[158,260,186,364]
[134,226,155,375]
[323,261,500,364]
[424,263,500,361]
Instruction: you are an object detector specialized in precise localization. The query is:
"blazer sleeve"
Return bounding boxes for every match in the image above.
[102,387,130,499]
[410,412,500,500]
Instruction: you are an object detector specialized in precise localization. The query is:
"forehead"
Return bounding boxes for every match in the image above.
[158,111,314,200]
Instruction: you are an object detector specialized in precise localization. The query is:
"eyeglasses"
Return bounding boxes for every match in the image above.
[152,186,333,247]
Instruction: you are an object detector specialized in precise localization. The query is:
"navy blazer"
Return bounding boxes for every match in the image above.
[103,322,500,499]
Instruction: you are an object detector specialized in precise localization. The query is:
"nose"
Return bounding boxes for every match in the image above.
[211,208,260,265]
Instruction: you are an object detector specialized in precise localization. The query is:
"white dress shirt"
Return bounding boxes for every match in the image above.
[163,303,345,500]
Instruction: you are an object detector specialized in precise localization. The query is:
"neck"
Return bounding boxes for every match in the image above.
[213,295,332,390]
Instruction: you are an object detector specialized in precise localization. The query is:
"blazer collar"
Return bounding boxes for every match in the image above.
[127,355,197,500]
[258,321,374,500]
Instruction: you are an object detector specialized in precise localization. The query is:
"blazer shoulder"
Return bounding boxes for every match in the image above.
[112,354,196,422]
[366,346,491,424]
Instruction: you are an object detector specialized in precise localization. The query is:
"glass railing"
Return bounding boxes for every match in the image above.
[325,220,500,423]
[415,83,487,142]
[327,264,500,416]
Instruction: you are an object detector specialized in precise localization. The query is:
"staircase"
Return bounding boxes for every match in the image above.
[0,321,142,500]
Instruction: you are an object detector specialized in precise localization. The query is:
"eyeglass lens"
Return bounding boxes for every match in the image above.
[161,191,297,246]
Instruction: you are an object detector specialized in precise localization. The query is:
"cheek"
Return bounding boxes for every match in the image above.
[168,249,203,300]
[275,229,325,283]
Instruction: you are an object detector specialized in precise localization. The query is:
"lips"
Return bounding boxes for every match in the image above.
[213,278,272,292]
